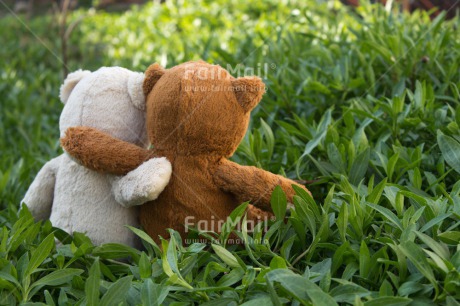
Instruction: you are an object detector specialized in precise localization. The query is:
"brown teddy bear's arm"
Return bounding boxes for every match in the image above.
[60,126,152,175]
[213,158,310,211]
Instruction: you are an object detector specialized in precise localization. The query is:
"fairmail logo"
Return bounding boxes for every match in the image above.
[184,215,273,233]
[183,62,276,80]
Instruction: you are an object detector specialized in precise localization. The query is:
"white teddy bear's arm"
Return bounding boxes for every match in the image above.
[21,156,61,220]
[110,157,172,207]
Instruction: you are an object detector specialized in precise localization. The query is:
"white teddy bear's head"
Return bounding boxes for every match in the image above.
[59,67,148,147]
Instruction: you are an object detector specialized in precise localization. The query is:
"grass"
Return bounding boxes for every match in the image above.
[1,0,460,304]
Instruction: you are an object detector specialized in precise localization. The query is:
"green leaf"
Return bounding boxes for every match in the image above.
[269,256,287,270]
[424,249,449,273]
[329,283,370,304]
[367,178,387,204]
[293,184,320,218]
[413,80,425,109]
[265,272,282,306]
[141,278,169,306]
[26,233,54,276]
[99,276,132,306]
[399,241,438,292]
[379,280,393,297]
[211,244,241,268]
[200,298,240,306]
[415,231,449,260]
[366,203,403,231]
[17,252,29,282]
[216,267,245,287]
[270,185,287,221]
[364,296,412,306]
[308,80,332,95]
[438,231,460,244]
[139,252,152,279]
[0,278,16,292]
[447,296,460,306]
[337,202,348,242]
[387,152,400,181]
[332,241,350,275]
[93,243,140,260]
[221,202,249,244]
[29,268,83,290]
[241,267,256,288]
[437,130,460,174]
[359,241,371,278]
[240,297,273,306]
[349,148,370,185]
[419,213,451,232]
[0,271,20,287]
[167,273,193,289]
[409,168,422,189]
[260,118,275,160]
[44,290,56,306]
[86,258,101,306]
[161,240,174,277]
[327,142,346,173]
[302,108,332,157]
[126,225,158,248]
[293,195,316,236]
[58,288,68,305]
[267,269,338,305]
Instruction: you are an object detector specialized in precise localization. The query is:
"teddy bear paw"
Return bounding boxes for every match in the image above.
[111,157,172,207]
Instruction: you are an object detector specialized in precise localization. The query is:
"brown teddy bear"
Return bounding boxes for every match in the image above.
[61,61,310,242]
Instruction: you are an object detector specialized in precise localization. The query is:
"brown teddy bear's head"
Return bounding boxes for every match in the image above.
[143,61,265,157]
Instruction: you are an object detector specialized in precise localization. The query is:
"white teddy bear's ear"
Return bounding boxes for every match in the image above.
[127,72,146,111]
[60,69,91,104]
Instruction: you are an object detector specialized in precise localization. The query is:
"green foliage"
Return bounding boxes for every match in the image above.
[1,0,460,304]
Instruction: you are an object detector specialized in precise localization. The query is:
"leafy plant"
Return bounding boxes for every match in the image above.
[1,0,460,304]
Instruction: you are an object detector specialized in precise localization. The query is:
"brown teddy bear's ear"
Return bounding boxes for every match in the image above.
[143,63,166,96]
[231,76,265,112]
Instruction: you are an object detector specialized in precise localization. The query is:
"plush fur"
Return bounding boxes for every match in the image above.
[22,67,172,247]
[61,61,310,242]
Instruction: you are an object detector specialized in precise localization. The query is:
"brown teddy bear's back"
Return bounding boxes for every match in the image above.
[141,62,254,241]
[139,153,238,242]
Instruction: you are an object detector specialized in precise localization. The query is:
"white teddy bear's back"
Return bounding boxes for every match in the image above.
[49,67,146,247]
[50,154,140,246]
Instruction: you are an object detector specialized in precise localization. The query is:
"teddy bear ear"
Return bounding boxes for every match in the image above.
[143,63,166,96]
[231,76,265,112]
[59,69,91,104]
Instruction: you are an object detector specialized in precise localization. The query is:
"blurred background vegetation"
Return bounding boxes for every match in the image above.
[1,0,460,304]
[1,0,459,208]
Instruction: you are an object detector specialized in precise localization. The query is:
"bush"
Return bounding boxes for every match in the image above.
[1,0,460,304]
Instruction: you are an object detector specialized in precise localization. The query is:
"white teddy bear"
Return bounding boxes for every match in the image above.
[22,67,172,247]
